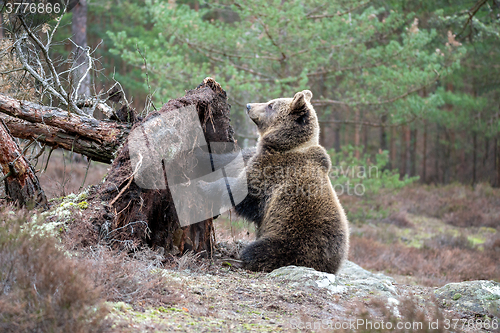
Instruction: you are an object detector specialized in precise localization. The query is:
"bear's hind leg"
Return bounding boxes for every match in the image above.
[241,238,295,272]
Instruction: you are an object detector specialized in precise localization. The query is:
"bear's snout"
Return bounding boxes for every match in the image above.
[246,104,252,112]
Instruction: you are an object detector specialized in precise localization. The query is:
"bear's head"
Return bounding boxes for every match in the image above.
[246,90,319,151]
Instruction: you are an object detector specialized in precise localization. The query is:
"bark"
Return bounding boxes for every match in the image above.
[71,0,91,99]
[353,107,360,158]
[435,124,441,183]
[362,111,368,154]
[380,115,387,151]
[410,128,417,177]
[473,131,477,185]
[401,125,410,177]
[495,136,499,187]
[0,14,3,39]
[0,119,47,208]
[0,93,130,163]
[422,121,427,183]
[483,138,489,169]
[390,126,396,170]
[450,130,457,180]
[443,129,451,184]
[333,108,341,152]
[0,79,234,256]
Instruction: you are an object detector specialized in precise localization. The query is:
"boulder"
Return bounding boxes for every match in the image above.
[267,261,398,299]
[435,280,500,318]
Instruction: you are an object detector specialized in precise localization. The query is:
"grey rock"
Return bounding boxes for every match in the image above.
[435,280,500,318]
[267,261,398,299]
[268,265,344,293]
[337,260,398,298]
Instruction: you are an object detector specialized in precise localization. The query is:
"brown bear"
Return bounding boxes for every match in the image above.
[202,90,349,274]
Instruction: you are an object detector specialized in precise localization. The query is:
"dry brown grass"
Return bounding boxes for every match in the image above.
[349,234,500,286]
[79,247,181,306]
[0,206,182,332]
[389,183,500,228]
[343,183,500,286]
[0,208,110,333]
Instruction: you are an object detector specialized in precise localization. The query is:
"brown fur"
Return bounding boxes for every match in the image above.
[235,90,350,274]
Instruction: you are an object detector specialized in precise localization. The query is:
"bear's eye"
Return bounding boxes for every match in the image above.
[267,103,274,111]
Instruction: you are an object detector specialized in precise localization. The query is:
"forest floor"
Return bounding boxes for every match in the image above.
[2,152,499,332]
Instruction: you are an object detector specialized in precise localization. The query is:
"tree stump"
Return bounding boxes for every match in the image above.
[89,78,236,255]
[0,118,47,208]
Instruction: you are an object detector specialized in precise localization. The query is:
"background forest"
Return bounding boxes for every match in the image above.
[2,0,499,185]
[75,0,500,185]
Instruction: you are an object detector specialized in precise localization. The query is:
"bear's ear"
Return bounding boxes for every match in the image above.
[291,91,309,114]
[302,90,312,102]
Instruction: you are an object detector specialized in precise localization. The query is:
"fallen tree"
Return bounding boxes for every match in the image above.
[1,78,236,255]
[0,94,131,164]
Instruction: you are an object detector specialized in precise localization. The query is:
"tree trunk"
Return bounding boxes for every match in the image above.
[443,129,450,184]
[410,128,417,177]
[390,126,396,170]
[401,125,410,177]
[483,138,489,183]
[344,122,349,151]
[0,14,4,39]
[0,119,47,208]
[71,0,91,101]
[362,121,368,154]
[435,124,441,183]
[495,136,499,187]
[380,115,387,151]
[422,121,427,183]
[0,79,235,256]
[333,107,341,152]
[354,107,360,158]
[473,131,477,185]
[0,93,130,163]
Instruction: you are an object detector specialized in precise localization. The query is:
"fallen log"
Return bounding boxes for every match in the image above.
[0,93,131,163]
[0,78,236,256]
